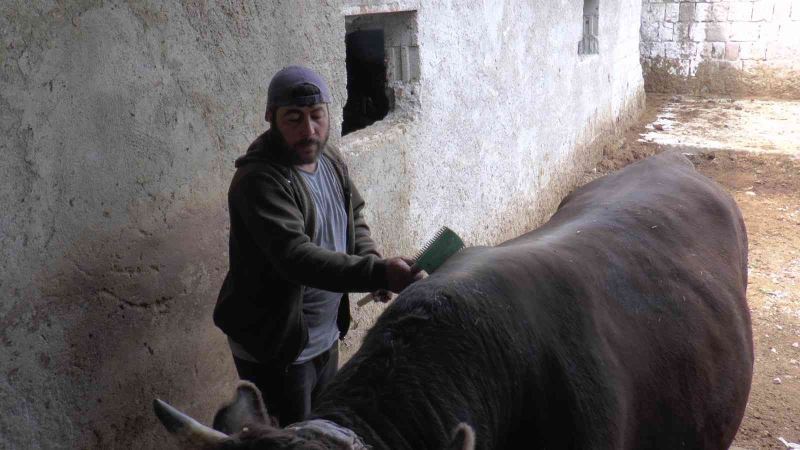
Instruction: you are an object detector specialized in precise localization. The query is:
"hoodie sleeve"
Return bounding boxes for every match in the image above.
[232,170,388,293]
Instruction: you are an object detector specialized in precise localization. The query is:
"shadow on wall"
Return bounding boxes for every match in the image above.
[11,199,235,448]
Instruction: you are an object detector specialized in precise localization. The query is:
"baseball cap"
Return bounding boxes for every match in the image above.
[267,66,332,109]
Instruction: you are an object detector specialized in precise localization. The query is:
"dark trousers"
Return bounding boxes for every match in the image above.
[232,342,339,427]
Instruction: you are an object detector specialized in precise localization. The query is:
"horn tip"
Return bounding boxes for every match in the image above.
[153,398,186,433]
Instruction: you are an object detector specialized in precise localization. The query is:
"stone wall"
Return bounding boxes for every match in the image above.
[641,0,800,98]
[1,1,643,448]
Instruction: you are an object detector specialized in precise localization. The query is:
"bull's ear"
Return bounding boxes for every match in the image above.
[212,381,271,434]
[153,398,228,449]
[446,423,475,450]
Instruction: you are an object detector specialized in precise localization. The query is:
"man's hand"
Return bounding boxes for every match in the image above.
[385,257,424,293]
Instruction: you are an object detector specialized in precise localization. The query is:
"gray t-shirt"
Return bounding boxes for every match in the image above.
[294,154,348,364]
[228,154,348,364]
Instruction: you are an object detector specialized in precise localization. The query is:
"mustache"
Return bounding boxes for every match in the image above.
[295,138,322,147]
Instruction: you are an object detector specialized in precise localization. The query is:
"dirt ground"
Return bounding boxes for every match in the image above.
[590,94,800,449]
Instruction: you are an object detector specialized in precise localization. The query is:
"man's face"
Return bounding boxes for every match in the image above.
[270,104,329,165]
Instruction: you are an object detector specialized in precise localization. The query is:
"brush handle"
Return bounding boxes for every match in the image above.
[356,293,374,307]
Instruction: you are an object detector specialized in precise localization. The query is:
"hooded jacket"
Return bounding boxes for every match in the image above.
[214,130,387,366]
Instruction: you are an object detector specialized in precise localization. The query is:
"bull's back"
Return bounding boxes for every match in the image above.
[319,152,752,450]
[490,152,752,448]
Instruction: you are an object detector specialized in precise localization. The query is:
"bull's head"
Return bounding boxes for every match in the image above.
[153,381,475,450]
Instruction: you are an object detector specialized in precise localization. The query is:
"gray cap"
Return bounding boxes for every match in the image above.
[267,66,332,109]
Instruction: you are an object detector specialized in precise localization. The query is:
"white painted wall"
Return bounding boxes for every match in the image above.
[0,1,643,447]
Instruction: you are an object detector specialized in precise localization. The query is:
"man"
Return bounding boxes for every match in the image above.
[214,66,421,426]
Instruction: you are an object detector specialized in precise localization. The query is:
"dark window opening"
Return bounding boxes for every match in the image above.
[579,0,599,55]
[342,30,392,136]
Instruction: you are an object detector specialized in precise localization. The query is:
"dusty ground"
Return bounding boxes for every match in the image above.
[590,94,800,449]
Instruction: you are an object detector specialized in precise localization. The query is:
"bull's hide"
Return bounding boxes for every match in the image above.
[158,151,753,450]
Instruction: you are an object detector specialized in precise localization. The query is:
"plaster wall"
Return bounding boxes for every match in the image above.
[1,0,643,447]
[641,0,800,98]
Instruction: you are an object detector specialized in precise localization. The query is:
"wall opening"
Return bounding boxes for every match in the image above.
[343,11,419,136]
[579,0,599,55]
[343,30,391,135]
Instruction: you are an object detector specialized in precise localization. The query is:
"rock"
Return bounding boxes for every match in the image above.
[792,342,799,348]
[746,191,757,196]
[773,377,782,384]
[790,359,798,365]
[654,123,664,131]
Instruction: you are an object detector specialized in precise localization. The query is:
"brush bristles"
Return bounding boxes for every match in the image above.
[414,227,446,261]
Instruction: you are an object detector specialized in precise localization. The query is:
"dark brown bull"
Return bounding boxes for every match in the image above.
[155,151,752,449]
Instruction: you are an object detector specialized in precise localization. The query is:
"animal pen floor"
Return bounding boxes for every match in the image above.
[590,94,800,449]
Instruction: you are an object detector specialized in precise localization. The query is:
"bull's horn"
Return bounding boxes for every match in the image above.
[446,422,475,450]
[153,398,228,448]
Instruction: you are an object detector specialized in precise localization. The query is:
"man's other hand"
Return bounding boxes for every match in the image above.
[370,289,392,303]
[385,257,424,293]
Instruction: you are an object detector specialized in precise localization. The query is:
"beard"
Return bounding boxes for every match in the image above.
[271,126,329,166]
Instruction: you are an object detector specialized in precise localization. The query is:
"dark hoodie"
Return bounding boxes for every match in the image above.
[214,131,387,366]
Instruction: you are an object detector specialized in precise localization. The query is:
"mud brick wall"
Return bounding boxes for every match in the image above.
[640,0,800,98]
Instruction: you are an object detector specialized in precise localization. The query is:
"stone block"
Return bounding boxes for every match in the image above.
[659,22,675,41]
[701,41,712,56]
[680,41,700,58]
[778,21,800,42]
[665,3,681,22]
[773,0,793,20]
[650,42,667,58]
[705,22,731,40]
[712,41,726,58]
[641,21,660,42]
[729,21,760,41]
[725,42,741,60]
[695,3,714,21]
[665,41,682,59]
[752,0,775,21]
[676,59,692,77]
[690,23,707,41]
[728,1,754,21]
[701,42,715,57]
[674,21,692,40]
[759,22,780,41]
[739,42,767,59]
[766,42,800,60]
[643,3,667,23]
[641,40,654,57]
[680,2,696,21]
[710,3,730,21]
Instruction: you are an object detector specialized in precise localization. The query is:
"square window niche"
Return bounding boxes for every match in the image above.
[342,10,419,135]
[579,0,599,55]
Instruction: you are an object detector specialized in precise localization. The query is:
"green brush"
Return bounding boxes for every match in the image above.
[358,226,465,307]
[411,226,466,273]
